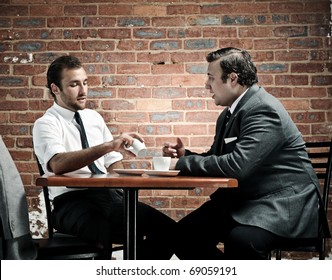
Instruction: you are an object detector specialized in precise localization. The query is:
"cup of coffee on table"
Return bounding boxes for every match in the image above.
[153,157,171,171]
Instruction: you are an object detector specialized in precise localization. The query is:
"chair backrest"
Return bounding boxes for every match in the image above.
[34,154,55,238]
[306,140,332,215]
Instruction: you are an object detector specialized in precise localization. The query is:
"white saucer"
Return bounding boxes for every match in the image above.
[144,170,180,177]
[113,169,146,176]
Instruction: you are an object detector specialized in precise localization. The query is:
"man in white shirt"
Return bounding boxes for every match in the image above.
[33,55,176,259]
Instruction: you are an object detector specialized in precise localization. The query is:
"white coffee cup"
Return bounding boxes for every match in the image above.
[153,156,171,171]
[124,139,147,156]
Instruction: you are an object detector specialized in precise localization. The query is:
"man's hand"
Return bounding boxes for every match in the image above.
[162,137,185,158]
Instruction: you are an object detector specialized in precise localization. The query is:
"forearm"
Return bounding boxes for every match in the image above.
[49,142,115,174]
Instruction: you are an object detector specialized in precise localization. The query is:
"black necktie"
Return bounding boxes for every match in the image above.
[225,109,231,124]
[220,109,232,154]
[74,112,104,174]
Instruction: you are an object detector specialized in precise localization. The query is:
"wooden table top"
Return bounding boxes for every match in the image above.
[36,173,238,189]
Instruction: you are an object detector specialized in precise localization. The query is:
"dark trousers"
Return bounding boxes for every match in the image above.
[174,198,287,260]
[52,189,176,259]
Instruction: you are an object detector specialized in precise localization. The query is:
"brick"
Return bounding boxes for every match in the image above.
[64,5,97,16]
[151,63,184,74]
[172,99,206,110]
[15,41,45,52]
[115,112,149,123]
[275,50,309,61]
[138,124,171,135]
[186,63,207,74]
[14,65,46,75]
[275,75,308,86]
[82,40,115,51]
[222,15,254,25]
[254,39,288,50]
[167,4,200,15]
[256,14,289,25]
[9,112,39,123]
[137,75,171,87]
[0,18,11,28]
[150,40,181,50]
[201,4,232,14]
[28,29,63,40]
[48,17,82,28]
[186,111,220,123]
[137,52,170,63]
[117,17,149,27]
[169,27,202,38]
[170,52,206,63]
[117,64,150,74]
[150,111,184,123]
[280,100,309,111]
[64,29,98,39]
[173,124,207,135]
[264,87,292,98]
[270,3,303,13]
[14,18,45,28]
[103,52,135,63]
[311,99,332,110]
[293,87,327,98]
[203,27,237,38]
[133,5,166,16]
[153,87,186,99]
[0,5,28,16]
[291,112,325,123]
[117,40,149,51]
[311,75,332,86]
[0,77,28,87]
[171,75,206,87]
[118,88,151,99]
[134,28,166,39]
[99,4,132,16]
[101,99,135,111]
[185,39,216,49]
[257,63,288,73]
[31,5,63,16]
[189,15,221,26]
[171,197,206,209]
[98,29,131,39]
[152,17,185,27]
[289,38,323,49]
[137,99,171,111]
[274,26,308,38]
[291,63,324,73]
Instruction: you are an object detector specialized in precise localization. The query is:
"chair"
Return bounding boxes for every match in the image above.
[274,140,332,260]
[34,155,123,260]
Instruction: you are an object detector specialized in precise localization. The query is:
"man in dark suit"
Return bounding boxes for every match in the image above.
[163,47,330,259]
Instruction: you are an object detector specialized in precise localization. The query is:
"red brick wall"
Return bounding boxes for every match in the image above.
[0,0,331,256]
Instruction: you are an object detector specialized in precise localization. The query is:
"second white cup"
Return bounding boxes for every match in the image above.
[153,156,171,171]
[124,139,147,156]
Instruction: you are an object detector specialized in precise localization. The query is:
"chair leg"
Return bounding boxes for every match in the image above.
[276,249,281,260]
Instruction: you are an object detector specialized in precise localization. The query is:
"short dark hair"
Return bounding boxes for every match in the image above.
[206,47,258,86]
[46,55,82,98]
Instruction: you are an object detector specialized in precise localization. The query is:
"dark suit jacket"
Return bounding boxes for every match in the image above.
[176,85,330,239]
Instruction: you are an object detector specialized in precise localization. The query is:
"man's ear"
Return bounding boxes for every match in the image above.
[229,72,238,83]
[50,83,60,95]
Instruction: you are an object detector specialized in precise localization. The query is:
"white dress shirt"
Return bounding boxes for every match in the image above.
[33,103,123,199]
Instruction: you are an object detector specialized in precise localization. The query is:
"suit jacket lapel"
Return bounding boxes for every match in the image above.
[220,85,261,153]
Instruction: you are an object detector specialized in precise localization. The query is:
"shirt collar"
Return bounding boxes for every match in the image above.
[229,88,249,114]
[53,102,76,122]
